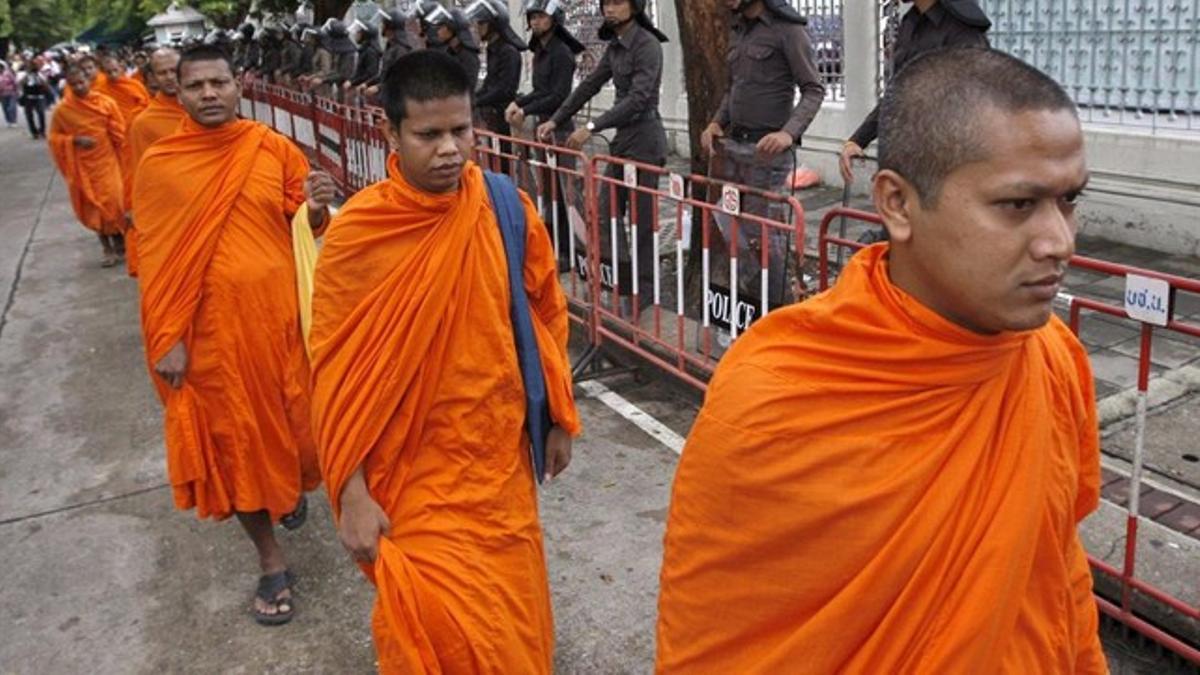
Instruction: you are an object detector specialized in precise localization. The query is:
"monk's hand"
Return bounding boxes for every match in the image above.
[155,341,187,389]
[338,478,390,564]
[536,120,557,143]
[305,170,337,217]
[544,427,573,483]
[73,135,97,149]
[700,122,723,157]
[755,130,794,156]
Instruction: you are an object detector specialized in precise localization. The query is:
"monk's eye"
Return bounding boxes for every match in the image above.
[1061,190,1085,206]
[1001,198,1035,212]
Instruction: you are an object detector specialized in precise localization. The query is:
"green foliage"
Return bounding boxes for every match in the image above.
[0,0,14,39]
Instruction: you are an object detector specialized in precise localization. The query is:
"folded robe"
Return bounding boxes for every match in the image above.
[134,117,321,520]
[46,89,126,236]
[310,156,580,674]
[126,92,188,278]
[656,244,1107,674]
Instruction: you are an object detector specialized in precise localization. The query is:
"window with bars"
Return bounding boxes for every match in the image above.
[792,0,846,101]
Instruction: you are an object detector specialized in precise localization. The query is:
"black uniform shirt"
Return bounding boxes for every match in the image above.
[351,42,382,86]
[515,32,576,118]
[850,1,989,148]
[475,38,522,110]
[715,11,825,141]
[551,22,662,134]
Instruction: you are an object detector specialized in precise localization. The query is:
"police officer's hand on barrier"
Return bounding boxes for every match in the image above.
[756,130,794,156]
[839,140,865,184]
[506,102,525,128]
[536,120,557,143]
[700,122,724,156]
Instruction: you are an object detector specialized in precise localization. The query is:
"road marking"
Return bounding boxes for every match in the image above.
[577,380,685,455]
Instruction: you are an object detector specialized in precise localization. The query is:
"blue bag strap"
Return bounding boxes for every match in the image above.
[483,171,553,485]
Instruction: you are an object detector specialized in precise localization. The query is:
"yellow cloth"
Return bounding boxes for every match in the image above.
[291,203,319,356]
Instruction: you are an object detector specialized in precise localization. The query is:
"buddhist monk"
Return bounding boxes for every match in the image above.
[309,50,580,672]
[47,60,126,267]
[133,44,335,626]
[126,48,185,278]
[96,53,150,223]
[656,48,1107,673]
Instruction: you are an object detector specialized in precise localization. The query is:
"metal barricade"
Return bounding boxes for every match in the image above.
[473,128,596,343]
[580,154,806,389]
[817,207,1200,665]
[311,97,349,190]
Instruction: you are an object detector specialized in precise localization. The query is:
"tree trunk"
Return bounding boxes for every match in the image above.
[673,0,730,311]
[671,0,728,176]
[314,0,352,23]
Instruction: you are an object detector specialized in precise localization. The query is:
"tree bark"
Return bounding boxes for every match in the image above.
[671,0,729,176]
[313,0,352,23]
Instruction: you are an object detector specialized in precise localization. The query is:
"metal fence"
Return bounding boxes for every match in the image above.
[877,0,1200,135]
[794,0,846,101]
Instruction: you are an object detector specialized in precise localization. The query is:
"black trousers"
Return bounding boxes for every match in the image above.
[23,99,45,137]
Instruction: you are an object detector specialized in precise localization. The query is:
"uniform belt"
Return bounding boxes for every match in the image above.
[727,126,773,143]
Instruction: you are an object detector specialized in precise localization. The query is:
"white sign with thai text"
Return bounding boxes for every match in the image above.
[1124,274,1171,326]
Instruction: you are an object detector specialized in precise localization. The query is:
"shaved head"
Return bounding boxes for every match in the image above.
[150,47,181,96]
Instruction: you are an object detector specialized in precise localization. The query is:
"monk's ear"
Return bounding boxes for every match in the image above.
[872,169,916,244]
[383,122,402,152]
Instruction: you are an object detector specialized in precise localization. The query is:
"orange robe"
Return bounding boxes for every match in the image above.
[125,92,188,277]
[656,244,1106,674]
[310,157,580,674]
[47,89,126,236]
[133,117,321,520]
[95,72,150,208]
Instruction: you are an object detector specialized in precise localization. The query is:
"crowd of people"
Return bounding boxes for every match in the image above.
[16,0,1116,672]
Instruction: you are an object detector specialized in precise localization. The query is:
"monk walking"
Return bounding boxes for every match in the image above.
[96,52,150,224]
[133,45,333,626]
[126,47,185,277]
[47,60,127,267]
[310,50,580,672]
[656,49,1107,673]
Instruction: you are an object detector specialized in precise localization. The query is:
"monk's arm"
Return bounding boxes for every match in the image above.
[336,465,390,563]
[520,194,570,351]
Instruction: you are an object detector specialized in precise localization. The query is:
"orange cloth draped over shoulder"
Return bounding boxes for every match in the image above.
[125,92,188,277]
[310,156,580,674]
[133,117,321,521]
[656,244,1106,674]
[95,72,150,207]
[47,89,126,236]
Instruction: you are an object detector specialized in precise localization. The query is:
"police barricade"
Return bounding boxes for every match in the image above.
[817,207,1200,665]
[311,97,349,190]
[473,128,596,342]
[341,104,389,193]
[583,155,805,389]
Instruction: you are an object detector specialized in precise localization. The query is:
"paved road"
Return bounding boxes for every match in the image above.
[0,124,1194,673]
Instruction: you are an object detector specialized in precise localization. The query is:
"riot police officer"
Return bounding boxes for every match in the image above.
[537,0,669,314]
[467,0,526,136]
[422,4,481,83]
[507,0,585,266]
[701,0,825,318]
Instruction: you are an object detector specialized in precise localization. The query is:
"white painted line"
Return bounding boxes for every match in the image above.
[578,380,685,455]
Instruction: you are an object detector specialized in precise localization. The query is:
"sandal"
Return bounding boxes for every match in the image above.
[280,494,308,531]
[100,253,119,268]
[253,570,295,626]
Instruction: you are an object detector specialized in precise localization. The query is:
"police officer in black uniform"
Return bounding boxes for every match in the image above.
[422,4,481,83]
[840,0,990,183]
[702,0,824,314]
[538,0,669,314]
[368,8,415,89]
[507,0,586,265]
[468,0,526,137]
[347,20,383,91]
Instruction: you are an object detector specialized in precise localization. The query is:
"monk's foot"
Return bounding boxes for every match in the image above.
[253,569,295,626]
[280,495,308,531]
[100,252,119,268]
